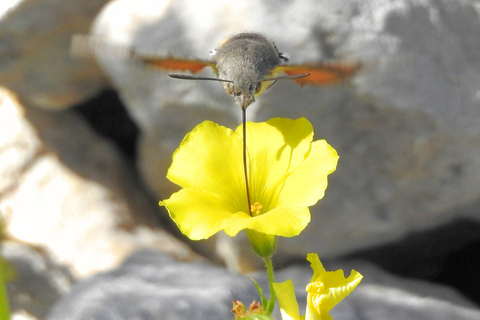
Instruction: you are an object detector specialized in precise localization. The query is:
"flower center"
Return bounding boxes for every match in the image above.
[250,202,263,216]
[306,282,326,295]
[306,282,327,311]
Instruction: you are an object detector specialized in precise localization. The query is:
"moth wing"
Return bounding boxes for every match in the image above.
[71,34,217,74]
[274,62,361,86]
[138,56,216,74]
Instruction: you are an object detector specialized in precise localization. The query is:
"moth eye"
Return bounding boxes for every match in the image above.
[226,82,234,95]
[248,82,261,94]
[255,83,261,94]
[279,52,289,63]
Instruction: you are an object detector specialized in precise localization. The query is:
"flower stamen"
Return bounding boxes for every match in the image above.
[250,202,264,216]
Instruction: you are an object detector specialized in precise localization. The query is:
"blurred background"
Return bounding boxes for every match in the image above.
[1,0,480,319]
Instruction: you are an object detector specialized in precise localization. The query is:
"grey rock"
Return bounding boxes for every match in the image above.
[2,241,73,320]
[47,250,480,320]
[46,249,260,320]
[0,88,199,278]
[273,259,480,320]
[89,0,480,271]
[0,0,109,110]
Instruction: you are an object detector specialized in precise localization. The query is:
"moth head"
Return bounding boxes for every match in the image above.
[224,80,261,109]
[168,73,309,109]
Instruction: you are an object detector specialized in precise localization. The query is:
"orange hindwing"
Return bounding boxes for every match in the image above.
[275,62,361,86]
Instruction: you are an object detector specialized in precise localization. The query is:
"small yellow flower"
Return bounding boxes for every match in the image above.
[273,253,363,320]
[160,118,338,240]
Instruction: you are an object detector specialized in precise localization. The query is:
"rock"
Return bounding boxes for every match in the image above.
[2,241,73,320]
[46,249,480,320]
[88,0,480,270]
[46,249,260,320]
[0,88,200,278]
[274,258,480,320]
[0,0,110,110]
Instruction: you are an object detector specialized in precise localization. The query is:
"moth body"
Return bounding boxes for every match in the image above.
[71,32,361,110]
[212,33,285,109]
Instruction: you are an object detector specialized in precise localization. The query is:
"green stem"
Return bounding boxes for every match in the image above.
[264,256,276,314]
[0,263,10,320]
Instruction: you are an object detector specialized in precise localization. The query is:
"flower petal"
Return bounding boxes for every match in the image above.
[161,118,340,240]
[167,121,247,211]
[236,118,314,206]
[161,188,248,240]
[305,309,333,320]
[277,140,338,208]
[306,253,363,311]
[223,207,310,237]
[307,253,327,282]
[272,280,301,320]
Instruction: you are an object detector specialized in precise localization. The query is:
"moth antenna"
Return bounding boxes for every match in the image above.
[261,73,310,82]
[169,74,233,83]
[279,52,290,63]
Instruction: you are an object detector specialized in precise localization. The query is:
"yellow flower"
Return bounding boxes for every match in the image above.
[160,118,338,241]
[273,253,363,320]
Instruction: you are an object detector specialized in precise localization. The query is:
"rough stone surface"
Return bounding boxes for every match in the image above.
[2,241,73,320]
[89,0,480,269]
[46,249,480,320]
[46,249,260,320]
[274,259,480,320]
[0,88,199,278]
[0,0,109,110]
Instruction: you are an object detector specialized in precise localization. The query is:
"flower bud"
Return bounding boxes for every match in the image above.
[246,229,276,258]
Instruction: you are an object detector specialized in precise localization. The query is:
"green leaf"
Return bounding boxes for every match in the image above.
[251,278,270,311]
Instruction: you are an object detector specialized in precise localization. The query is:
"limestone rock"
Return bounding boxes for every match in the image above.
[2,241,73,320]
[274,258,480,320]
[46,249,480,320]
[0,88,200,277]
[46,249,259,320]
[0,0,110,110]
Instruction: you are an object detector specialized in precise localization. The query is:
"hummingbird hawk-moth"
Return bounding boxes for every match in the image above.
[71,32,360,110]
